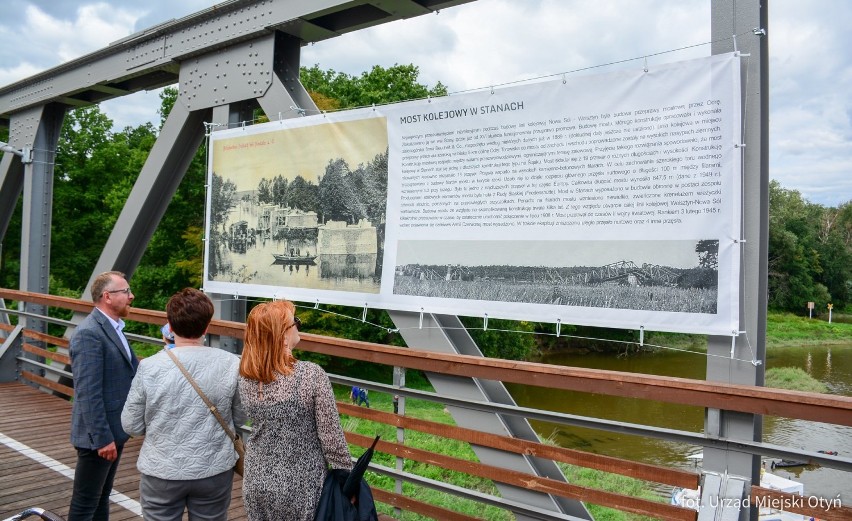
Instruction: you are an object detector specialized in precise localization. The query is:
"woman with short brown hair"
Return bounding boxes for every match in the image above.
[121,288,245,521]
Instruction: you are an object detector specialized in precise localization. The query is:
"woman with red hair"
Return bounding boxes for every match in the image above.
[239,300,352,521]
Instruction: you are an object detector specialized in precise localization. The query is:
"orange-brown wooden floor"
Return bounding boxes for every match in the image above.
[0,382,394,520]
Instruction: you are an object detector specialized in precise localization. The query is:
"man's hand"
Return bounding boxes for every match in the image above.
[97,441,118,462]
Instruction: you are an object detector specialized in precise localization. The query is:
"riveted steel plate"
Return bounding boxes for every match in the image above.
[178,35,274,111]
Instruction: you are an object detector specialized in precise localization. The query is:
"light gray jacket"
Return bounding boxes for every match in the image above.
[121,346,247,480]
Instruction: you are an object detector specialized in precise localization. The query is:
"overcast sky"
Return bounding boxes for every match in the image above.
[1,0,850,207]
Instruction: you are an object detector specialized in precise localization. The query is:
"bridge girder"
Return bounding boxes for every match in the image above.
[0,0,474,125]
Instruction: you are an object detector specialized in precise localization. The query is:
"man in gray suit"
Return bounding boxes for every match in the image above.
[68,271,139,521]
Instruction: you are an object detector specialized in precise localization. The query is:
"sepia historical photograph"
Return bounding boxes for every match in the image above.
[206,117,388,293]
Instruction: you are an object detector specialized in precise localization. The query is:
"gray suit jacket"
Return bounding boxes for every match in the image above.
[70,308,139,449]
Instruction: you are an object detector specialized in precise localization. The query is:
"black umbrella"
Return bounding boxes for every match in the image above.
[343,435,380,498]
[314,435,380,521]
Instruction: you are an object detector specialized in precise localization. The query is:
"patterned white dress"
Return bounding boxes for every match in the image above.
[240,361,352,521]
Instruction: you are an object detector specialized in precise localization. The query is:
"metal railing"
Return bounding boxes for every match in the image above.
[1,288,851,521]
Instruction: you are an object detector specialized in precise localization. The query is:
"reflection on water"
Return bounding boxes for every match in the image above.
[508,345,852,500]
[212,230,380,294]
[319,253,378,279]
[212,205,381,294]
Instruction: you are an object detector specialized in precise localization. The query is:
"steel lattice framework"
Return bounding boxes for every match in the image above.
[567,260,679,286]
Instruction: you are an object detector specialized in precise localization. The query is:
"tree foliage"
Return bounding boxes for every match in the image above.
[695,240,719,270]
[301,64,448,109]
[49,107,155,289]
[768,181,850,312]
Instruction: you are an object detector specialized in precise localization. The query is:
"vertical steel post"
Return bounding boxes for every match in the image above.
[706,2,769,520]
[19,105,65,334]
[392,365,406,520]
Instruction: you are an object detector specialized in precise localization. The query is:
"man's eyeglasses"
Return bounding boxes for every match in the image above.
[285,316,302,332]
[105,288,132,295]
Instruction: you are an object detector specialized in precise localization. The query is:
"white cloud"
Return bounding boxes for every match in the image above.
[21,3,140,63]
[0,62,43,88]
[301,1,711,94]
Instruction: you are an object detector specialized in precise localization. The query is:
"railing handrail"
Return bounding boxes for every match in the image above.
[4,288,850,427]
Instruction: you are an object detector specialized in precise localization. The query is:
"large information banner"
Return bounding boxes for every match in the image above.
[204,53,742,335]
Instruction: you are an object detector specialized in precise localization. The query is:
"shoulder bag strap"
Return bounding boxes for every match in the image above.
[165,347,238,442]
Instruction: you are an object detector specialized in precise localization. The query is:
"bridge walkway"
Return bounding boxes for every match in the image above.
[0,382,193,520]
[0,382,394,521]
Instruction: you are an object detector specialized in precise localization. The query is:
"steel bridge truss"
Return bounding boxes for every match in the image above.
[567,260,679,286]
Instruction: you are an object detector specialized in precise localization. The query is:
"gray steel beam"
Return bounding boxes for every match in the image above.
[210,293,246,354]
[0,325,24,383]
[389,310,593,521]
[19,104,65,332]
[84,99,209,290]
[1,109,42,253]
[265,32,317,117]
[0,153,24,246]
[706,1,768,520]
[0,151,23,316]
[0,0,475,122]
[0,298,8,328]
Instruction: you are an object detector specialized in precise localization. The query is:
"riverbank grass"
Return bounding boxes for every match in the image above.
[765,367,829,393]
[765,311,852,347]
[643,311,852,353]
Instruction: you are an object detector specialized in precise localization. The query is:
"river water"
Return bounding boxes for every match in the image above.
[505,344,852,500]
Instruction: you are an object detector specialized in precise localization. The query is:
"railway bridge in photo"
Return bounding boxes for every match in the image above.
[566,260,680,287]
[3,1,847,521]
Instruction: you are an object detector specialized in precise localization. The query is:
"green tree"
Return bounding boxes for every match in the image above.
[300,64,448,109]
[768,181,831,311]
[460,317,538,360]
[51,106,152,291]
[811,202,852,308]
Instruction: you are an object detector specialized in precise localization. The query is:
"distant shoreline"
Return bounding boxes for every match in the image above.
[634,311,852,353]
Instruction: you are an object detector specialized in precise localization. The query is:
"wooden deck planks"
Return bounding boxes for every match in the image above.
[0,382,394,521]
[0,382,248,520]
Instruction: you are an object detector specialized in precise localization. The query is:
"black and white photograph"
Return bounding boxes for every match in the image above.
[393,239,719,313]
[205,116,389,293]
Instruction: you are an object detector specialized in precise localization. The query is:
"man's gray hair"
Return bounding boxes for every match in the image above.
[91,271,126,303]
